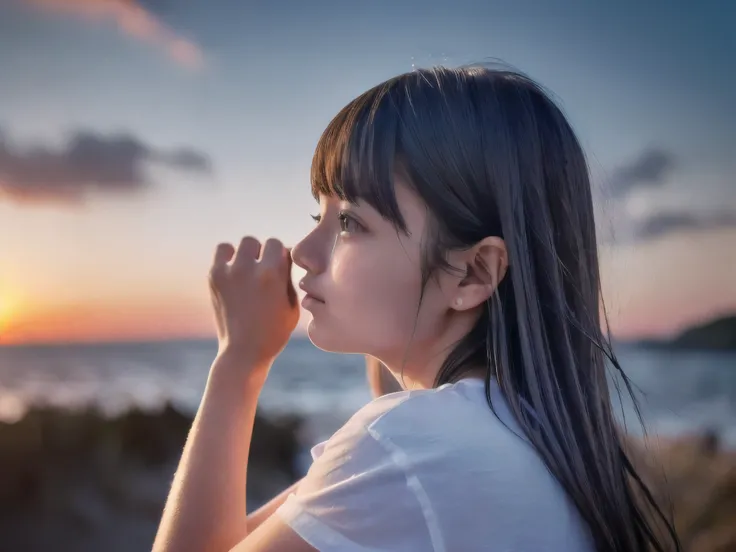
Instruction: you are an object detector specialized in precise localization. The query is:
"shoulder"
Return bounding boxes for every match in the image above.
[337,380,491,435]
[279,380,594,550]
[305,389,419,470]
[308,378,575,504]
[338,380,519,452]
[278,391,438,550]
[345,387,420,431]
[309,385,471,459]
[327,379,567,494]
[298,386,472,500]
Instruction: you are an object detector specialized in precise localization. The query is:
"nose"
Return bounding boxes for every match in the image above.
[291,229,326,275]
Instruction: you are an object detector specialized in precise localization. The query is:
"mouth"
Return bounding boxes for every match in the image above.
[299,279,326,304]
[301,294,325,309]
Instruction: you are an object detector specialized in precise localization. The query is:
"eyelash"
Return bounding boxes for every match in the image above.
[310,211,362,233]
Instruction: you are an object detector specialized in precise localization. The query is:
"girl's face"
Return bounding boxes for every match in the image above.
[292,185,442,380]
[291,179,480,387]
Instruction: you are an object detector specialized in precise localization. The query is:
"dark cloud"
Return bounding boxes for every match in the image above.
[609,148,677,197]
[636,210,736,240]
[0,128,212,204]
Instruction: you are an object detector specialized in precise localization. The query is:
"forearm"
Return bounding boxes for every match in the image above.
[153,353,267,552]
[246,479,301,533]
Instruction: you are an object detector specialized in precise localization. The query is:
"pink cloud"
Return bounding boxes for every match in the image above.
[26,0,204,69]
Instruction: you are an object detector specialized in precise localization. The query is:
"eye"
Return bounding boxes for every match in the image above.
[310,214,322,223]
[338,210,362,233]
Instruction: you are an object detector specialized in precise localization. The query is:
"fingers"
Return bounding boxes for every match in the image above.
[232,236,262,268]
[218,237,292,287]
[211,243,236,285]
[260,238,287,271]
[213,242,236,266]
[260,240,298,309]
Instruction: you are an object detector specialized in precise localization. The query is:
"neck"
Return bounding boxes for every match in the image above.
[374,309,486,390]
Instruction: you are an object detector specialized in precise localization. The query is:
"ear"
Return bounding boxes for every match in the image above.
[450,236,508,311]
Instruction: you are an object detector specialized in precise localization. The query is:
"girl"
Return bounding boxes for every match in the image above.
[153,65,680,551]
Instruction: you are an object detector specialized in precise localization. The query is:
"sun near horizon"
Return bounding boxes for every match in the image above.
[0,295,18,338]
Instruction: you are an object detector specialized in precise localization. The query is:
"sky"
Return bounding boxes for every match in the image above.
[0,0,734,344]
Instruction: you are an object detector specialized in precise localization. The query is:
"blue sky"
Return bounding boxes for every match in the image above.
[0,0,734,343]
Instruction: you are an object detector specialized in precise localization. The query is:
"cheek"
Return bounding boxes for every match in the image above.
[323,242,423,350]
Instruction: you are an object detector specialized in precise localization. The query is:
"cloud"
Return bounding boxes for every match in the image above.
[25,0,204,69]
[0,127,212,204]
[609,148,677,198]
[635,210,736,240]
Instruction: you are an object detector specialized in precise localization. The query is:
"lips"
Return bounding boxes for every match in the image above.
[299,279,325,303]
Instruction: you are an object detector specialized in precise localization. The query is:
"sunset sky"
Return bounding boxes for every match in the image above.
[0,0,734,344]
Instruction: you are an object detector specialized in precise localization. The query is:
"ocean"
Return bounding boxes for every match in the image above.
[0,337,734,447]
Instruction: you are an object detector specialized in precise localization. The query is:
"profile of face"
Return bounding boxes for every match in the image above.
[292,179,432,360]
[291,176,506,385]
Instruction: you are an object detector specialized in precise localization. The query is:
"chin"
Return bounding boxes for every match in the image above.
[306,319,362,355]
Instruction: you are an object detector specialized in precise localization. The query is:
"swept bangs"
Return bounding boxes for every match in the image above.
[310,78,409,234]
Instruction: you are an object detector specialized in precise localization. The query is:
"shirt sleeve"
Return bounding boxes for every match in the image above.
[275,397,434,551]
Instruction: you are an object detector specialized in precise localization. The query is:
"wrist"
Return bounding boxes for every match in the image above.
[210,349,271,391]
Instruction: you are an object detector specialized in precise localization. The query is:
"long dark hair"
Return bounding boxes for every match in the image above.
[311,64,681,552]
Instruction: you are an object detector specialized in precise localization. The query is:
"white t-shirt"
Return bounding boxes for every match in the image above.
[276,378,595,551]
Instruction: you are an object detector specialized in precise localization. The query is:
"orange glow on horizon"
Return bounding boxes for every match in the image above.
[0,297,726,347]
[0,299,212,345]
[0,283,27,337]
[0,299,312,346]
[0,297,17,334]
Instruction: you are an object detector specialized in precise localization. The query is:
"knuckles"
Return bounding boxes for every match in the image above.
[210,236,287,286]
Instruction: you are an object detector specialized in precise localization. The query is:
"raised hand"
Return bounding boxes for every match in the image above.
[208,236,299,382]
